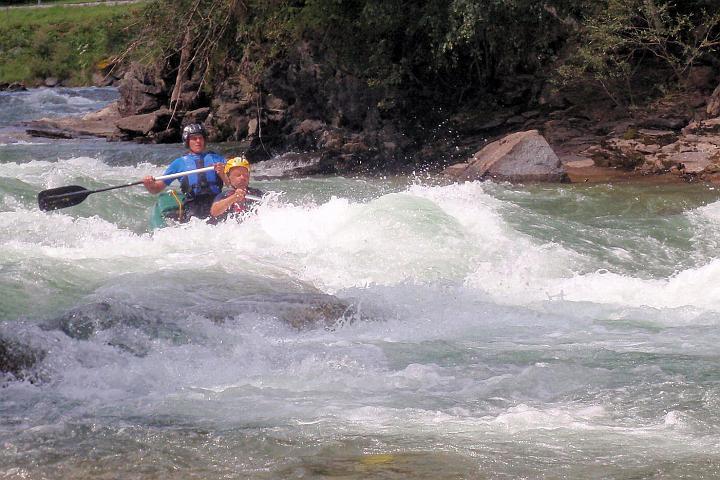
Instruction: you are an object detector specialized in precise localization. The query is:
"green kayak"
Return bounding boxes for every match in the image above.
[149,190,185,229]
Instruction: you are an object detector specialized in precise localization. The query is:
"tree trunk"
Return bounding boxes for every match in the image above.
[707,82,720,117]
[170,29,193,109]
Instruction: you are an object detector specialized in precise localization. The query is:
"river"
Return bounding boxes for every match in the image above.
[2,87,720,479]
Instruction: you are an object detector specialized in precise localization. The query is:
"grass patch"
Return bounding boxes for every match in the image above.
[0,1,127,5]
[0,4,142,85]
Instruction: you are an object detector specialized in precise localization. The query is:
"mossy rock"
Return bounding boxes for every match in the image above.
[619,152,645,170]
[622,127,638,140]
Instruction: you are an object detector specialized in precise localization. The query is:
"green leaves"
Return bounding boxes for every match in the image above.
[121,0,720,119]
[560,0,720,105]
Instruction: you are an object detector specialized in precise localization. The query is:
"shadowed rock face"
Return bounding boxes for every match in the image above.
[0,335,45,383]
[117,63,167,116]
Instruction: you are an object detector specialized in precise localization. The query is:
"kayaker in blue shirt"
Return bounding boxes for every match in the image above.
[142,123,229,220]
[209,156,263,221]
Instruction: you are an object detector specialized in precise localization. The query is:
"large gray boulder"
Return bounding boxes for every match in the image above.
[117,64,167,116]
[26,102,121,139]
[443,130,568,182]
[116,107,174,138]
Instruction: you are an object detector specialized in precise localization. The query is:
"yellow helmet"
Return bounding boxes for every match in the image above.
[224,156,250,174]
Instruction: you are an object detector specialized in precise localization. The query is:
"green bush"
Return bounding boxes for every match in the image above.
[558,0,720,106]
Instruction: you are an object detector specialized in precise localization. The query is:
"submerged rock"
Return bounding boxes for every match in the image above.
[43,300,189,356]
[0,334,45,383]
[197,292,360,331]
[45,300,153,340]
[43,292,356,358]
[271,293,357,330]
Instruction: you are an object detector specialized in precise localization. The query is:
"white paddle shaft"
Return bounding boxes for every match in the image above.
[155,166,261,201]
[155,165,215,182]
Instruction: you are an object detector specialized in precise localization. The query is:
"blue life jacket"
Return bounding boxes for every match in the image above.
[170,152,225,199]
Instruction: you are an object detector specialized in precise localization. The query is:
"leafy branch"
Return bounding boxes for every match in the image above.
[560,0,720,105]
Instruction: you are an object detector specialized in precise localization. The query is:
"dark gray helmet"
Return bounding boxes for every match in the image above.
[182,123,207,146]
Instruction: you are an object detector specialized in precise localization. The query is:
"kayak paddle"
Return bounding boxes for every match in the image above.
[37,166,254,211]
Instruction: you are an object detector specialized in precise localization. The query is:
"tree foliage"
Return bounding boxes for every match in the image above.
[129,0,720,113]
[131,1,588,106]
[559,0,720,105]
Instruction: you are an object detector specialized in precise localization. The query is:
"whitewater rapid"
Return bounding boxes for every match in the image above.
[6,154,720,315]
[3,87,720,479]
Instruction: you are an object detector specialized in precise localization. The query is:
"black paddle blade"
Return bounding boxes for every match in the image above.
[38,185,92,211]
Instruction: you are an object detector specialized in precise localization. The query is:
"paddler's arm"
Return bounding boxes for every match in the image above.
[210,188,246,217]
[142,176,166,194]
[214,163,230,187]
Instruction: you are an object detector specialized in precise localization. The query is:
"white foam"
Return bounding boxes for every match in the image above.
[0,157,162,190]
[695,199,720,222]
[466,255,720,313]
[11,172,720,314]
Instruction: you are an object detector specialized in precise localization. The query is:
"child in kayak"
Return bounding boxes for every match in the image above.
[209,156,263,221]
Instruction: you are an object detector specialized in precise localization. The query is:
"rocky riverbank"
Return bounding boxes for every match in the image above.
[20,56,720,185]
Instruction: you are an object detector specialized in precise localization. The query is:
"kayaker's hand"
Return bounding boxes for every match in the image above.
[142,176,156,189]
[216,162,230,186]
[233,187,247,201]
